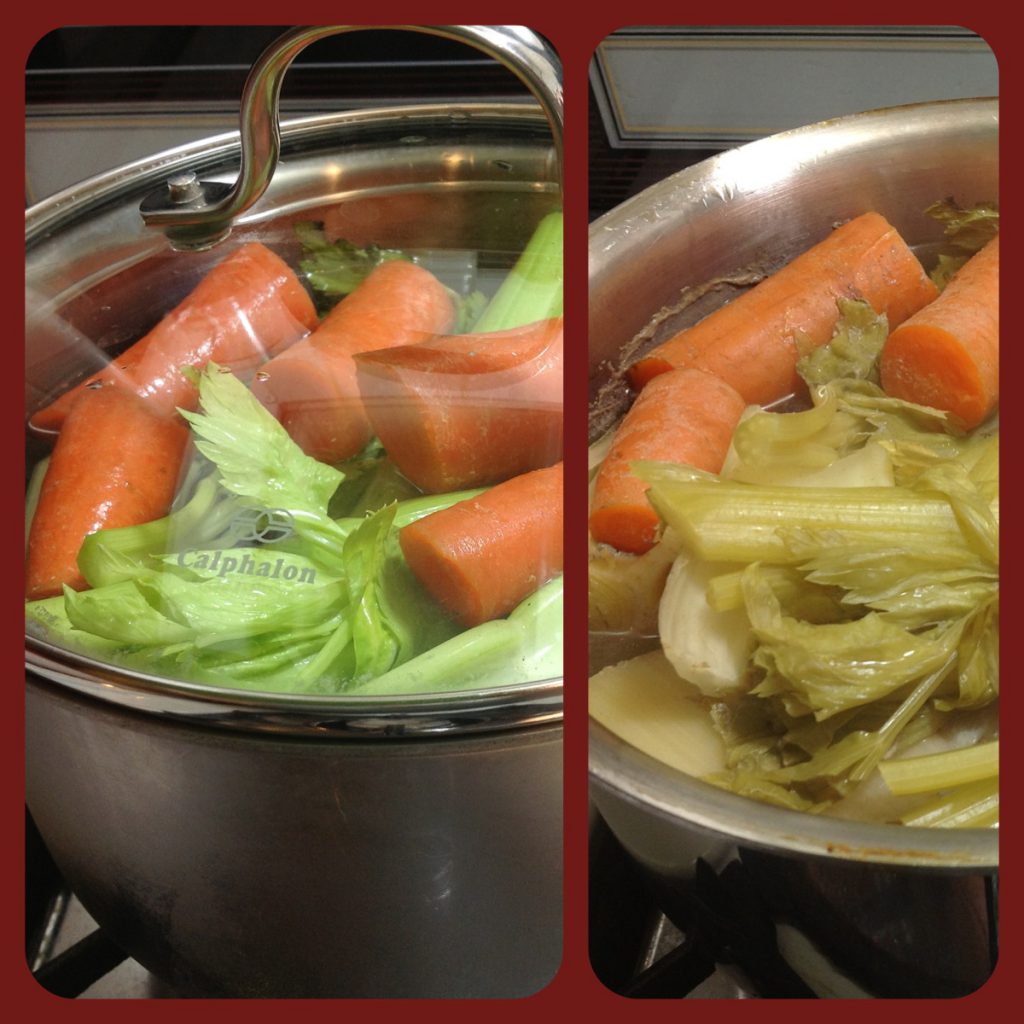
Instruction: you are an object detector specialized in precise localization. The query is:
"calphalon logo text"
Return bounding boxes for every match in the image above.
[177,549,317,584]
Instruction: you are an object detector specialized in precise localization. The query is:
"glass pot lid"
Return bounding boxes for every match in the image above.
[25,26,564,736]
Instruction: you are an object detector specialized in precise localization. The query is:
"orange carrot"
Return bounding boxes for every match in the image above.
[880,235,999,429]
[251,260,454,463]
[25,386,189,600]
[29,242,318,433]
[629,212,938,405]
[399,462,563,627]
[590,368,746,555]
[355,317,563,492]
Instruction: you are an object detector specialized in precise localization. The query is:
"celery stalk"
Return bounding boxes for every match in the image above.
[879,740,999,796]
[350,576,562,695]
[77,476,233,588]
[322,487,485,542]
[643,474,972,565]
[472,210,563,332]
[350,618,526,695]
[899,777,999,828]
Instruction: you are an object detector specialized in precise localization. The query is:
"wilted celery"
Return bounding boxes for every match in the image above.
[797,297,888,388]
[588,539,677,634]
[924,198,999,290]
[605,353,999,822]
[879,740,998,796]
[640,468,977,567]
[900,777,999,828]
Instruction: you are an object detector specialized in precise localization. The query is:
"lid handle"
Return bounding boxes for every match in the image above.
[139,25,563,249]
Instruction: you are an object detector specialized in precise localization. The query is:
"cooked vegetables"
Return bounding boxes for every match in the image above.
[628,211,938,404]
[881,236,999,429]
[923,197,1000,289]
[878,741,998,796]
[589,368,746,554]
[590,650,727,777]
[641,466,988,568]
[590,207,998,827]
[658,553,754,697]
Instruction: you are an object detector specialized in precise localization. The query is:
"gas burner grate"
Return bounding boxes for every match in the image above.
[589,816,818,1000]
[32,920,131,999]
[589,810,997,1000]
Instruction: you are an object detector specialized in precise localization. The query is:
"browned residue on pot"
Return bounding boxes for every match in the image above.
[811,838,981,865]
[588,270,765,443]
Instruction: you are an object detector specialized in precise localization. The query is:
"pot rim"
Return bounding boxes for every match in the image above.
[587,96,998,868]
[25,102,555,244]
[588,95,997,247]
[25,101,562,736]
[27,638,562,737]
[590,720,996,870]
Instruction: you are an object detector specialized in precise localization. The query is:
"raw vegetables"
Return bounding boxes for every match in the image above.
[26,365,561,694]
[349,575,563,695]
[400,462,564,627]
[880,236,999,429]
[251,259,456,464]
[24,456,49,551]
[471,210,564,332]
[292,220,409,312]
[355,317,563,492]
[589,216,998,826]
[294,219,487,330]
[28,241,318,433]
[627,211,938,404]
[28,208,564,697]
[589,367,746,554]
[25,386,189,600]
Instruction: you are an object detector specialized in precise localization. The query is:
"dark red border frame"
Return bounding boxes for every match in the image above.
[5,4,1015,1020]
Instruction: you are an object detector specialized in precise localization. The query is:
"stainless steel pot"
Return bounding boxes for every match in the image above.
[26,25,563,998]
[588,98,998,998]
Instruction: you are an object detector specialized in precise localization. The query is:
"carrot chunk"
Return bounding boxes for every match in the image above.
[399,462,563,627]
[30,242,318,432]
[880,236,999,429]
[629,212,938,405]
[355,317,563,492]
[251,260,455,463]
[590,368,747,554]
[25,386,189,600]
